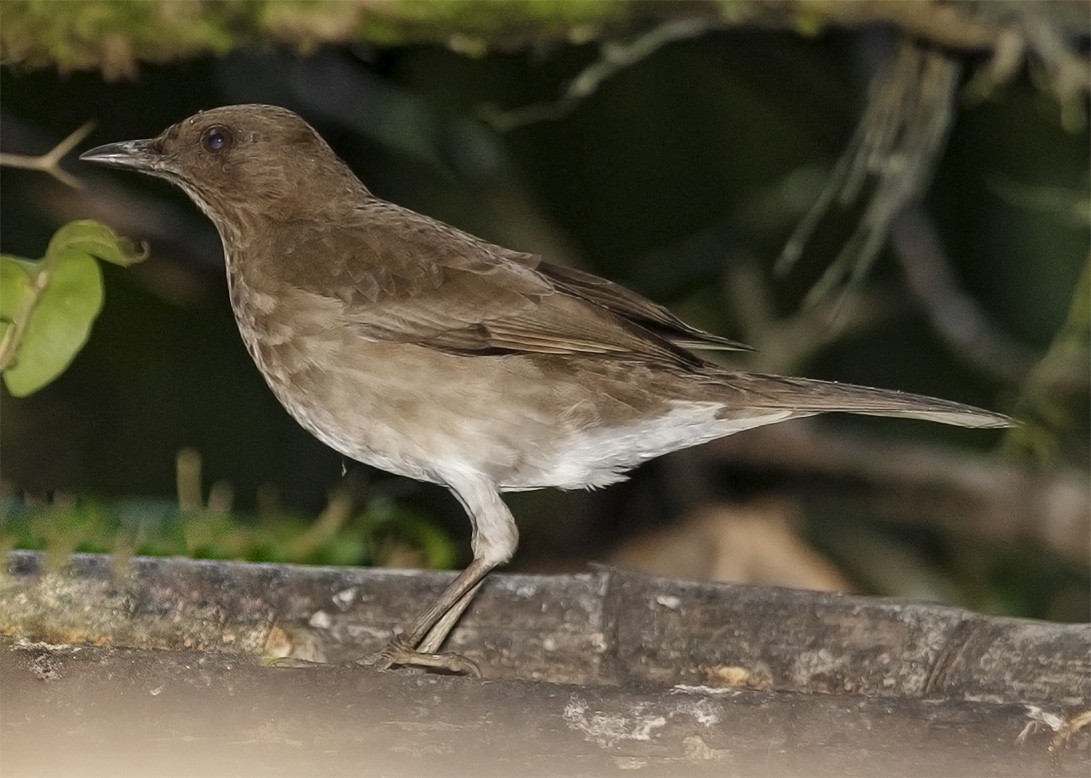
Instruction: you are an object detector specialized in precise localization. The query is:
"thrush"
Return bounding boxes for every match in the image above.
[81,105,1011,675]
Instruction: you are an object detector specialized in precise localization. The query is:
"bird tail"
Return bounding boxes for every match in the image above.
[719,372,1013,429]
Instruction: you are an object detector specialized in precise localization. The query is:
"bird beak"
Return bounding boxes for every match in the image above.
[79,138,160,172]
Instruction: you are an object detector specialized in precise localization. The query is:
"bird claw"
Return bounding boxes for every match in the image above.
[355,633,481,677]
[262,634,480,677]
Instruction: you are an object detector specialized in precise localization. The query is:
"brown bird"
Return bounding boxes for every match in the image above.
[81,105,1011,674]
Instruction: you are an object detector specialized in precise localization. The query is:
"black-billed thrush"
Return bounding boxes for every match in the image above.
[81,105,1011,674]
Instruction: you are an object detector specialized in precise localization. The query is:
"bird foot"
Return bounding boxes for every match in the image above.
[355,633,481,677]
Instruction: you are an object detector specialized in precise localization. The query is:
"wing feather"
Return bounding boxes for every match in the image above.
[281,205,717,366]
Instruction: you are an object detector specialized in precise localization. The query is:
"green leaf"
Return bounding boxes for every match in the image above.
[2,220,144,396]
[46,219,148,267]
[2,249,104,397]
[0,255,34,323]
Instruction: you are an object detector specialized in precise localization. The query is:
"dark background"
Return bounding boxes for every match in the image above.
[1,27,1087,616]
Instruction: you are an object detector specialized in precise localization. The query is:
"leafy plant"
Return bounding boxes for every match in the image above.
[0,219,146,396]
[0,493,458,571]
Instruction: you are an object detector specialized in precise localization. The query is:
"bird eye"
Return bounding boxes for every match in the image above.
[202,126,231,153]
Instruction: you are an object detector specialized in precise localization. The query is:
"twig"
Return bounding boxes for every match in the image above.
[480,18,719,131]
[1051,709,1091,775]
[776,0,1089,308]
[703,423,1089,563]
[890,206,1039,384]
[175,448,204,512]
[1005,255,1091,462]
[0,121,94,188]
[724,260,898,373]
[776,40,962,309]
[1019,9,1091,132]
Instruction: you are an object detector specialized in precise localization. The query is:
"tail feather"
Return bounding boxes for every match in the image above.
[723,373,1013,429]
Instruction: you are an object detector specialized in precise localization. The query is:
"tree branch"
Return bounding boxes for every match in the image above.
[0,121,94,189]
[1,0,1086,86]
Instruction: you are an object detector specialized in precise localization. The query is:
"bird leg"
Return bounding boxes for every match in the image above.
[360,475,518,676]
[362,559,493,675]
[418,580,486,654]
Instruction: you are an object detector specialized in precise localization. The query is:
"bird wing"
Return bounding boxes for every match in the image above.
[521,257,751,352]
[282,205,711,365]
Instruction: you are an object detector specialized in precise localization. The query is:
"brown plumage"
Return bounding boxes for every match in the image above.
[81,105,1011,674]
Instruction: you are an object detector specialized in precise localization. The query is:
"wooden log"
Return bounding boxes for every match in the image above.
[2,551,1088,776]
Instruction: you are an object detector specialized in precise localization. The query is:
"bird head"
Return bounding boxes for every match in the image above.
[80,104,365,227]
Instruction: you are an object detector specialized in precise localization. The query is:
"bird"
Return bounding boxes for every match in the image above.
[80,104,1012,675]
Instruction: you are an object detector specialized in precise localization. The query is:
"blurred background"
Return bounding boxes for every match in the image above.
[1,3,1087,621]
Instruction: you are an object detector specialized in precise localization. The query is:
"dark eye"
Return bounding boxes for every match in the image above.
[202,126,231,153]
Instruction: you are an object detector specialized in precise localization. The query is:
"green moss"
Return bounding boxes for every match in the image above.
[2,0,252,76]
[792,0,828,38]
[1,0,624,76]
[0,495,457,570]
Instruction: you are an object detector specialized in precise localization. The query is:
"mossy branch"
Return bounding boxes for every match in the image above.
[1,0,1087,84]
